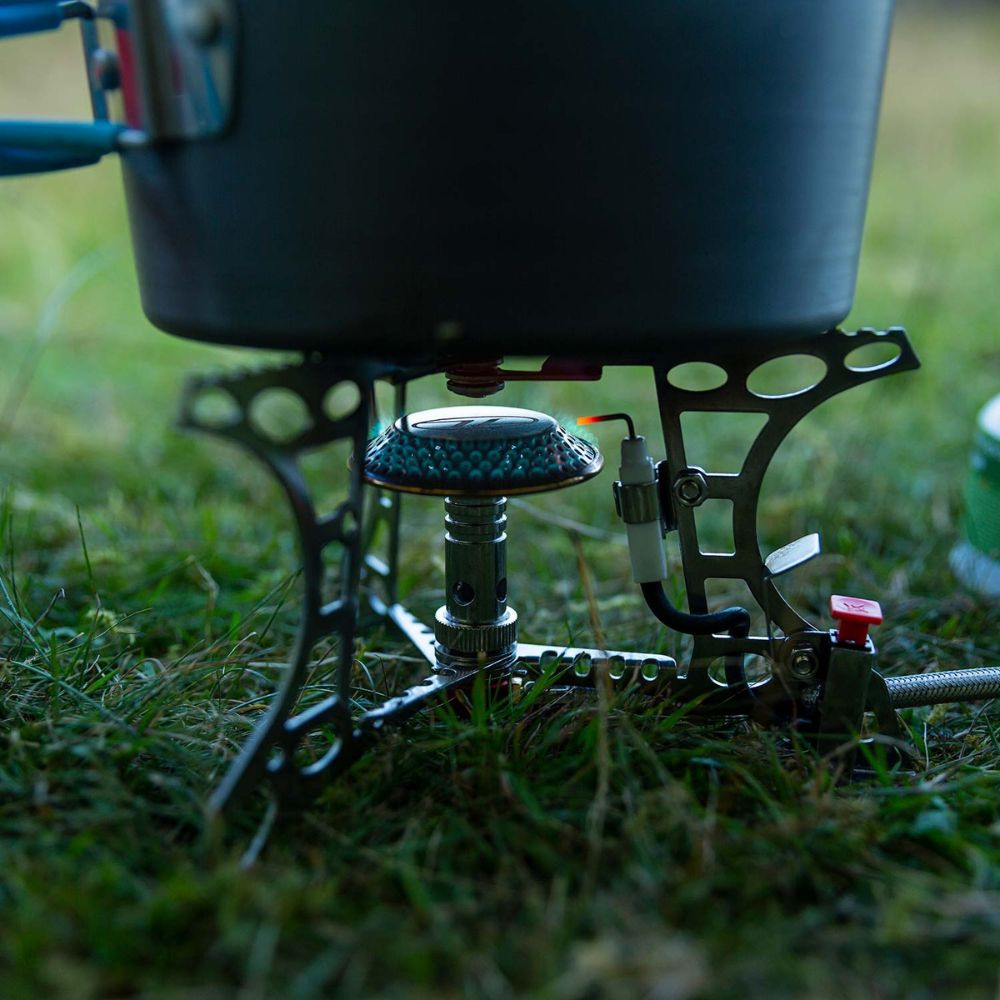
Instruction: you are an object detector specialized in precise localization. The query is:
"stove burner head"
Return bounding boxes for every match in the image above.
[364,406,603,496]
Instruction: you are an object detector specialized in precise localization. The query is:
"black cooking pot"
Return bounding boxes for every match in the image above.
[2,0,895,359]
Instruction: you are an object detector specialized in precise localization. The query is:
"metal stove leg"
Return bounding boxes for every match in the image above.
[362,382,406,611]
[650,327,921,735]
[515,642,678,692]
[361,382,441,663]
[179,357,387,816]
[653,327,919,645]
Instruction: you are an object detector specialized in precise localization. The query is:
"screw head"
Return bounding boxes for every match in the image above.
[790,647,819,681]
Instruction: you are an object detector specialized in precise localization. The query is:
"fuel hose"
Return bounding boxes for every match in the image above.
[884,666,1000,708]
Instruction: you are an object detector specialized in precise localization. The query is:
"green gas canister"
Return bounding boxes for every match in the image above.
[951,395,1000,597]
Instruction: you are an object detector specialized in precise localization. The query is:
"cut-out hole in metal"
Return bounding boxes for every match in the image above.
[667,362,729,392]
[845,341,902,372]
[293,725,344,776]
[708,655,772,687]
[747,354,828,398]
[341,508,359,539]
[319,543,347,610]
[190,388,241,430]
[302,440,355,524]
[694,498,736,556]
[250,387,312,444]
[679,411,769,475]
[373,381,402,430]
[324,382,363,423]
[453,581,475,606]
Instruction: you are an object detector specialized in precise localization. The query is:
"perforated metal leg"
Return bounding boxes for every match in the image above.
[179,358,383,813]
[653,327,919,655]
[648,327,921,739]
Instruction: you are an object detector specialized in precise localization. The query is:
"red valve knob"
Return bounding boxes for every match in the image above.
[829,595,883,647]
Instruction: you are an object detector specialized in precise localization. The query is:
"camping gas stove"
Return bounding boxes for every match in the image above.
[178,329,1000,839]
[4,0,1000,850]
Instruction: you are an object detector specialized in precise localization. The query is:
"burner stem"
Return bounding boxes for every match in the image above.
[434,495,518,668]
[445,497,508,623]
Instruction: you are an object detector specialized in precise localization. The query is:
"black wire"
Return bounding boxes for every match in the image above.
[641,581,750,689]
[640,581,750,637]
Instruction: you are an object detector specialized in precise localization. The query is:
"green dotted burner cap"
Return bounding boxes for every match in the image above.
[364,406,603,496]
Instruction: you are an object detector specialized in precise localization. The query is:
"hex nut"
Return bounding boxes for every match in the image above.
[790,647,820,681]
[673,469,709,507]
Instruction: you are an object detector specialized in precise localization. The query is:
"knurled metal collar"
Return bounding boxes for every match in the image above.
[434,607,518,654]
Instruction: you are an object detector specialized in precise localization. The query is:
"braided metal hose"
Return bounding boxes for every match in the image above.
[885,667,1000,709]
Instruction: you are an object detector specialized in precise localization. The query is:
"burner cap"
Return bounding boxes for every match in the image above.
[364,406,603,496]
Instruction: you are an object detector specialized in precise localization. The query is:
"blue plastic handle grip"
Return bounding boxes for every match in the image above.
[0,3,63,37]
[0,120,123,176]
[0,147,100,175]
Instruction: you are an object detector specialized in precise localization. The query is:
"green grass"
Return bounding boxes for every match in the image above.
[1,7,998,997]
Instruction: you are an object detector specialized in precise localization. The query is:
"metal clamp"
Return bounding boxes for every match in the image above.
[120,0,238,141]
[612,479,661,525]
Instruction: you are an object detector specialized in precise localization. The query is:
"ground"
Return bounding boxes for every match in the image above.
[0,6,997,997]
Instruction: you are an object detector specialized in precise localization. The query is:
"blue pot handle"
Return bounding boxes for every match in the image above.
[0,3,135,174]
[0,120,124,176]
[0,2,65,38]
